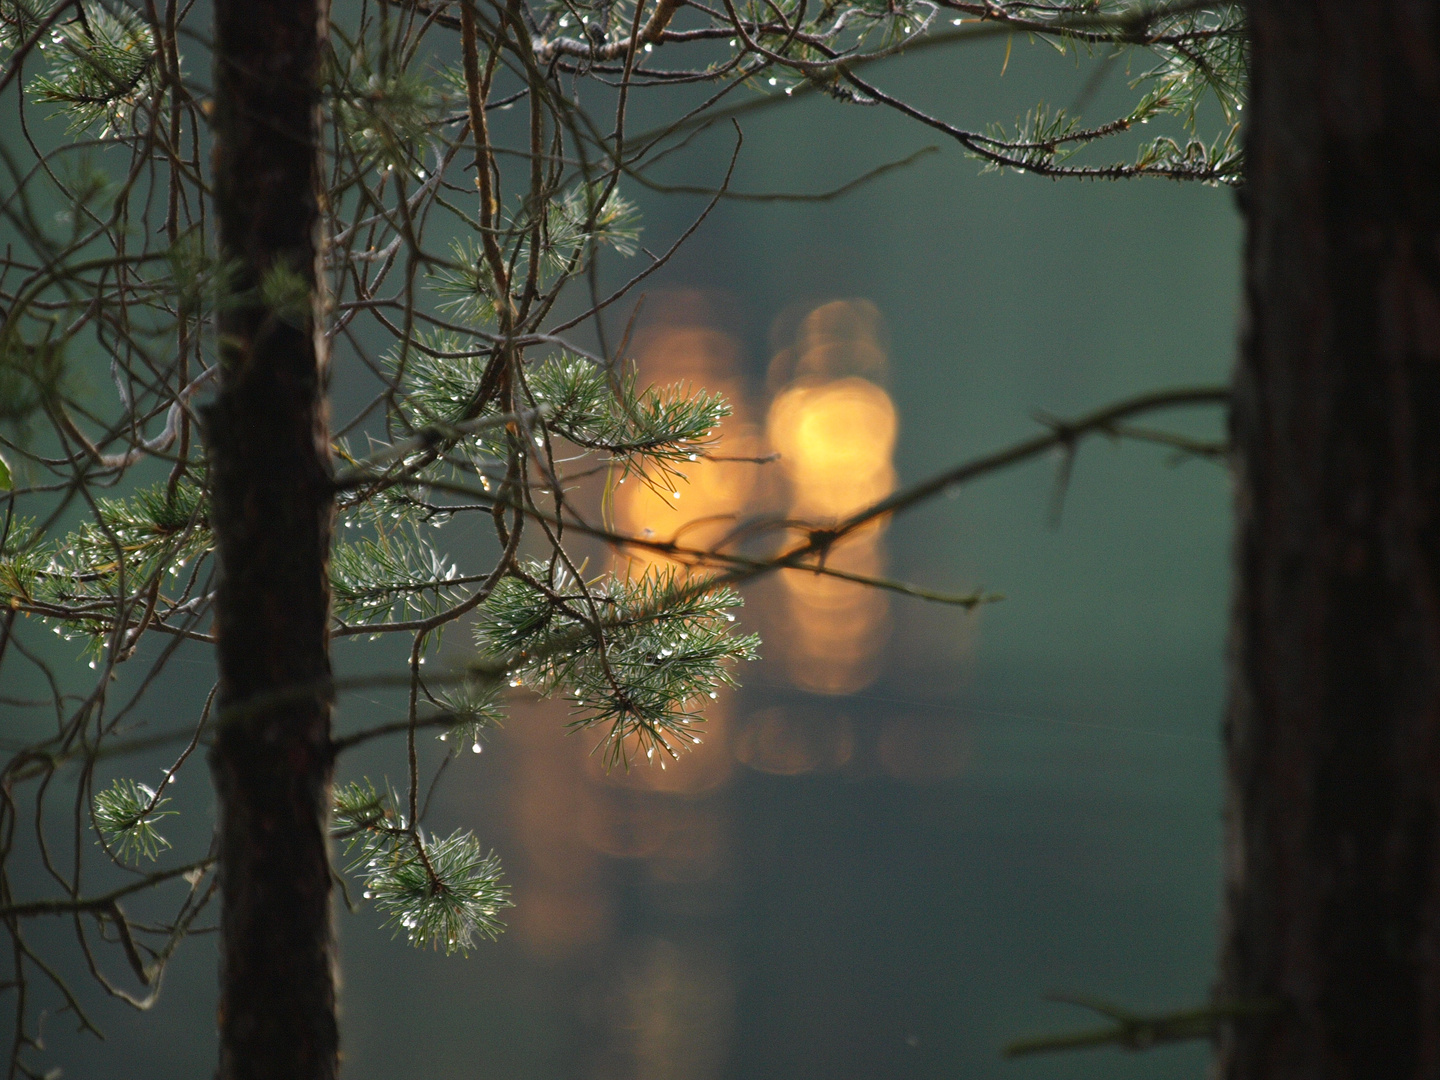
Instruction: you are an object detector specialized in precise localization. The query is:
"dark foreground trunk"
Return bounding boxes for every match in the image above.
[1218,3,1440,1077]
[204,0,336,1078]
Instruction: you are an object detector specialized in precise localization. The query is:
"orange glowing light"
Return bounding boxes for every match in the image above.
[765,377,896,521]
[610,939,734,1080]
[503,702,613,956]
[611,322,762,577]
[605,310,755,785]
[612,424,762,573]
[764,299,898,694]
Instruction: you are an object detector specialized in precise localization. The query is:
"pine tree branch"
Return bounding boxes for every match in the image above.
[0,860,214,920]
[1005,995,1279,1057]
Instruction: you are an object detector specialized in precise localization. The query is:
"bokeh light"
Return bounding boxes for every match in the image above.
[765,301,897,695]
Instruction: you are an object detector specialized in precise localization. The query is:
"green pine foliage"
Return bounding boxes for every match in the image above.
[92,778,176,863]
[477,561,758,766]
[331,523,471,625]
[957,2,1245,181]
[333,780,510,954]
[28,2,157,134]
[433,678,507,750]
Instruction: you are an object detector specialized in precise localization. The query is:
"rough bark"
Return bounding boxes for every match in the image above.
[1217,3,1440,1077]
[204,0,337,1077]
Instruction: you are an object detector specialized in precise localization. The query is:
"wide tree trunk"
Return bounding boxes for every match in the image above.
[1217,2,1440,1076]
[204,0,337,1077]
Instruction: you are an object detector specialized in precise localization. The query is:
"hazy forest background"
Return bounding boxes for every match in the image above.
[3,17,1238,1080]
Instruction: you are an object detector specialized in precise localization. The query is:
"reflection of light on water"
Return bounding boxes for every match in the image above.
[605,939,734,1080]
[732,706,854,775]
[609,311,761,785]
[771,531,893,694]
[766,302,897,695]
[506,705,613,957]
[730,705,970,783]
[766,377,896,520]
[594,709,734,796]
[508,298,739,1077]
[612,422,762,573]
[613,322,759,575]
[453,292,975,1080]
[579,786,729,881]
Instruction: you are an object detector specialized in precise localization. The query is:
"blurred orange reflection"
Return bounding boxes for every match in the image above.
[602,938,734,1080]
[505,703,613,957]
[591,707,734,796]
[732,707,854,775]
[766,301,897,695]
[613,322,761,573]
[577,780,727,881]
[608,302,764,792]
[766,377,896,520]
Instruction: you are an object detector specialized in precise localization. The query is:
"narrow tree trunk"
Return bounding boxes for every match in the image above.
[204,0,337,1077]
[1217,3,1440,1076]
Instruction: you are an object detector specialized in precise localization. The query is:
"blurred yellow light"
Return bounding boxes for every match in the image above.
[765,353,897,692]
[795,299,888,378]
[766,377,896,521]
[613,425,762,572]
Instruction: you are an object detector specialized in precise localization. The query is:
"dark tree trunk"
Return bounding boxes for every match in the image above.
[204,0,337,1077]
[1217,2,1440,1077]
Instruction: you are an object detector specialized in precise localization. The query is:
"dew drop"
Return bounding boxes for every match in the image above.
[768,77,778,86]
[471,742,482,754]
